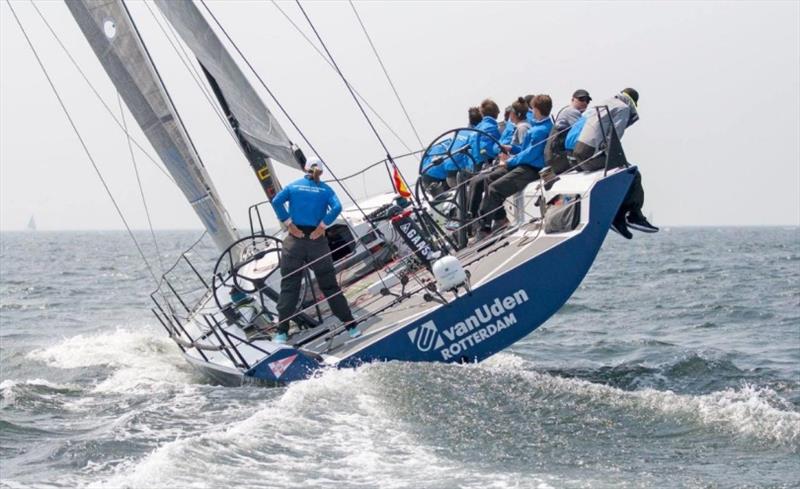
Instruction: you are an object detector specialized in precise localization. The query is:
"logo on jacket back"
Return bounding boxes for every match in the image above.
[406,289,529,360]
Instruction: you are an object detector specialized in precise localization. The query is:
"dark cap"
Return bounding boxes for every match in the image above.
[572,89,591,101]
[621,87,639,104]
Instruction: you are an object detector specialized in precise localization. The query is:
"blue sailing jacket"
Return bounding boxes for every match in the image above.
[499,120,516,145]
[443,129,474,173]
[470,116,501,164]
[420,138,451,180]
[526,109,535,125]
[272,175,342,227]
[507,117,554,170]
[565,115,587,150]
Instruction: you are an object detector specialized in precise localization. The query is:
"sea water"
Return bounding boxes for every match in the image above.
[1,228,798,488]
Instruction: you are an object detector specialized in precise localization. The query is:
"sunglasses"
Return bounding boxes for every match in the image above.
[577,97,591,103]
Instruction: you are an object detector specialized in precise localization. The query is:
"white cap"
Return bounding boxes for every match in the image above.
[305,157,325,172]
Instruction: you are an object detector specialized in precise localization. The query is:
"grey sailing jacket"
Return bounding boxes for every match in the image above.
[575,94,639,150]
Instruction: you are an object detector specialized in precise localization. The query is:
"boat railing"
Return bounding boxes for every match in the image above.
[246,149,424,239]
[146,234,286,370]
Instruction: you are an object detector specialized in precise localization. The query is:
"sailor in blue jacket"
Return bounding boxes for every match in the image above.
[475,95,554,240]
[271,158,359,342]
[442,107,483,186]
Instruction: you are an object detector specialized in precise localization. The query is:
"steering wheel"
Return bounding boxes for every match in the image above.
[415,127,504,222]
[211,233,283,310]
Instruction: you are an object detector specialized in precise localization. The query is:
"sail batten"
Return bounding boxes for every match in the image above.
[65,0,238,253]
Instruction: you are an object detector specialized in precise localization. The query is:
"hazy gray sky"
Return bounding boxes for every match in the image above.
[1,0,798,231]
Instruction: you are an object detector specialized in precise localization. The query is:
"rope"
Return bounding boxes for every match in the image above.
[198,0,396,291]
[267,0,414,154]
[198,0,379,217]
[293,1,415,193]
[117,91,165,275]
[27,0,174,184]
[347,0,424,150]
[141,0,239,145]
[8,0,161,287]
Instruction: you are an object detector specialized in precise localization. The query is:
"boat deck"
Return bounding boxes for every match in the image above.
[296,221,574,359]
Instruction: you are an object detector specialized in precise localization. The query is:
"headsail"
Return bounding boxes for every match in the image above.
[66,0,238,253]
[155,0,305,200]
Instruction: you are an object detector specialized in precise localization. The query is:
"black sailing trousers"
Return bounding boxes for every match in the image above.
[478,164,540,228]
[573,143,645,220]
[276,234,354,334]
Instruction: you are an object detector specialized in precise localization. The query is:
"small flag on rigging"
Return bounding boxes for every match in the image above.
[392,165,411,198]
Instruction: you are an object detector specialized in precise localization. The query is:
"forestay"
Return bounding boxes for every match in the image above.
[66,0,238,253]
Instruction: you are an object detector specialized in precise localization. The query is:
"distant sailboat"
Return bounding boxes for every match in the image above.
[26,215,36,231]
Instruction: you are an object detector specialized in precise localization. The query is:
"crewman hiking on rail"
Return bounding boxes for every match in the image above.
[270,158,360,344]
[571,88,658,238]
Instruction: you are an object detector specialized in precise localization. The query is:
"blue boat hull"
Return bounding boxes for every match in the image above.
[246,167,636,383]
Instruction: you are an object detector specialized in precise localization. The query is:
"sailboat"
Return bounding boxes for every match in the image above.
[26,215,36,231]
[16,0,637,385]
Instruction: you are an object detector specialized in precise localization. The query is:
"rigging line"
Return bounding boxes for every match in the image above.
[141,0,239,147]
[267,0,414,153]
[144,0,277,199]
[293,1,415,193]
[347,0,424,150]
[27,0,174,185]
[7,0,162,287]
[198,1,391,234]
[198,0,393,289]
[293,2,391,157]
[117,91,165,275]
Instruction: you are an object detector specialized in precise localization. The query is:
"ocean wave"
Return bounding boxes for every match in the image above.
[483,354,800,448]
[0,378,80,411]
[26,328,198,394]
[88,366,566,489]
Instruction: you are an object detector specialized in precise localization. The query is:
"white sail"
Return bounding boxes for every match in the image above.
[155,0,303,172]
[27,215,36,231]
[65,0,238,253]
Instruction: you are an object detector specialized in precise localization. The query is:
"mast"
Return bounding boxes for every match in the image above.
[65,0,238,253]
[155,0,306,201]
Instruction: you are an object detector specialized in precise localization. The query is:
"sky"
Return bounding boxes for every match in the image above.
[1,0,798,232]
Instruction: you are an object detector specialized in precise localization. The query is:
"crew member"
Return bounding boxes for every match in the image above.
[443,107,483,187]
[544,89,591,173]
[475,94,554,240]
[572,88,657,238]
[270,158,360,343]
[468,97,530,222]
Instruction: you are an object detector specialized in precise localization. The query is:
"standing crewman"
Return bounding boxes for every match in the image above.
[270,158,360,343]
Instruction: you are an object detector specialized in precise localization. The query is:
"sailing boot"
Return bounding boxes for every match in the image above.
[610,214,633,239]
[627,214,659,233]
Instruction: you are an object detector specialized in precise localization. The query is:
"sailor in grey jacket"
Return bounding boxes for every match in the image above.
[573,90,639,169]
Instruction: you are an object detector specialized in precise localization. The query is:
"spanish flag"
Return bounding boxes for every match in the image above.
[392,165,411,198]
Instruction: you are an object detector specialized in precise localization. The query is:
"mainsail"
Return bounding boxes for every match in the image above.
[66,0,238,253]
[155,0,305,200]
